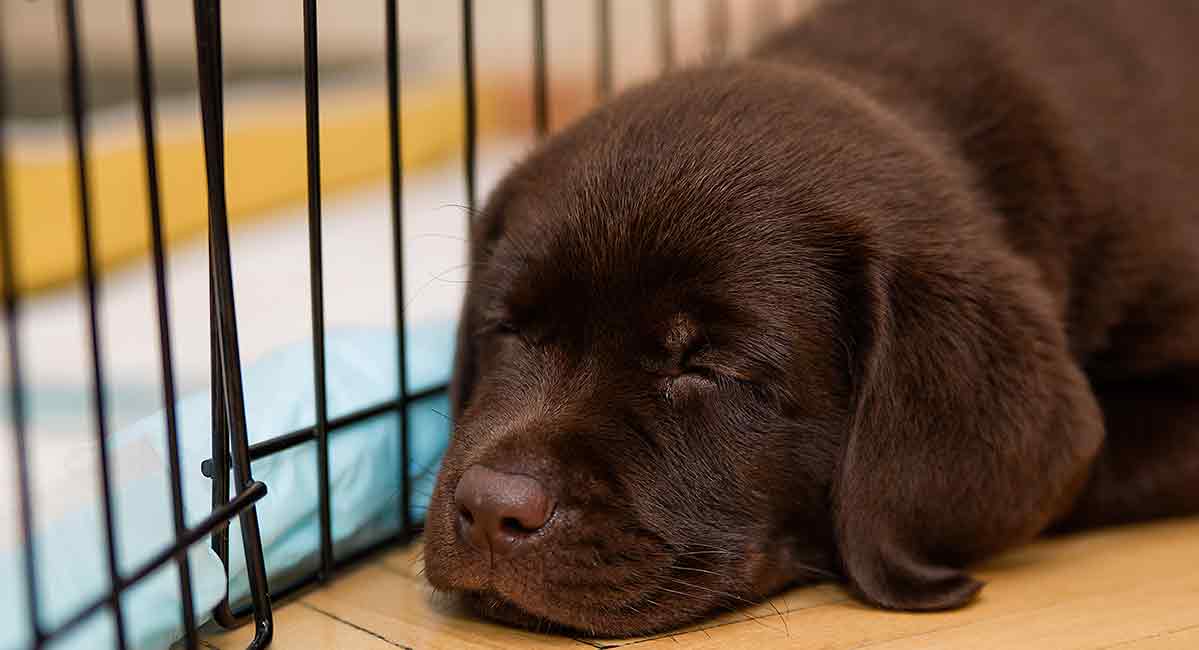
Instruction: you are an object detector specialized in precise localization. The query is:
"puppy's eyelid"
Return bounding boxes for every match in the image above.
[685,358,759,388]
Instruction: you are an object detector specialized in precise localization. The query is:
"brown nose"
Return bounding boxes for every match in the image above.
[454,464,556,558]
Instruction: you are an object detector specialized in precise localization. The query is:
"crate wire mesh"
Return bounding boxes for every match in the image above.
[0,1,787,648]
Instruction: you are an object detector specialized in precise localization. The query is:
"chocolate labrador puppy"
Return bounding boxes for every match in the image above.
[424,0,1199,636]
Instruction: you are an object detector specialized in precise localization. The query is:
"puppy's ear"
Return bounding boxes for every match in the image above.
[834,248,1103,610]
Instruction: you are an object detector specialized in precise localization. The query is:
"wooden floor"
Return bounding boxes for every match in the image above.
[203,517,1199,649]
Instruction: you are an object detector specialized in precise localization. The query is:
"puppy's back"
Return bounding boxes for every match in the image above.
[756,0,1199,375]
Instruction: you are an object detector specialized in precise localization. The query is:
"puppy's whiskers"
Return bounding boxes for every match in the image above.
[672,564,730,579]
[438,202,485,221]
[658,579,775,633]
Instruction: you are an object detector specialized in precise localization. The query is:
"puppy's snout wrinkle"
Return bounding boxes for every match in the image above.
[454,464,556,559]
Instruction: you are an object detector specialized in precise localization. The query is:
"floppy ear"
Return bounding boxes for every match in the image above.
[834,249,1104,610]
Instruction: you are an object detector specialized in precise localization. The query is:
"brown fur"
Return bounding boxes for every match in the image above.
[423,0,1199,636]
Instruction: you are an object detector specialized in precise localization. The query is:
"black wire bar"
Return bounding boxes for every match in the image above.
[656,0,675,70]
[462,0,478,215]
[193,1,275,647]
[301,0,335,582]
[384,0,414,539]
[532,0,549,138]
[0,13,45,649]
[596,0,613,98]
[60,1,129,646]
[131,0,199,646]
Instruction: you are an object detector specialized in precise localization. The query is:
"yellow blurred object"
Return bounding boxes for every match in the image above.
[4,81,499,295]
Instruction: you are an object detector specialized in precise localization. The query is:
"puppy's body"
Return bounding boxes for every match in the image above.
[762,0,1199,375]
[425,0,1199,636]
[756,0,1199,529]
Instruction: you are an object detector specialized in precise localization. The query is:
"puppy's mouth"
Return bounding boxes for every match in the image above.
[427,530,773,637]
[428,525,843,637]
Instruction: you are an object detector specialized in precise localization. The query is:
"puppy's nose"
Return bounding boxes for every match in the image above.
[454,464,556,558]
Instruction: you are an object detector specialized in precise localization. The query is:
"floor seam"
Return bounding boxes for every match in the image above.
[1094,621,1199,650]
[299,600,415,649]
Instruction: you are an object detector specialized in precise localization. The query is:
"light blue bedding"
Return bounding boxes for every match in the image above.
[0,323,456,649]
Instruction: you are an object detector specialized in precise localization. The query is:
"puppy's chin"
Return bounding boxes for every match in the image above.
[458,591,571,635]
[459,591,667,637]
[446,583,721,638]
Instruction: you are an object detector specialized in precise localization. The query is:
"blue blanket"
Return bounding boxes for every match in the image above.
[0,324,455,649]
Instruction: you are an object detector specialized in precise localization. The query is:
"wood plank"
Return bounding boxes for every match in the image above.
[201,599,404,650]
[300,563,591,649]
[374,540,426,581]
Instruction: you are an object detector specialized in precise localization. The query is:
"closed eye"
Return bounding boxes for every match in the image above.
[660,367,725,404]
[653,340,723,385]
[680,357,760,390]
[659,362,719,394]
[679,343,730,382]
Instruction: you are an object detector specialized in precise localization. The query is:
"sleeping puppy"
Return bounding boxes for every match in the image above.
[424,0,1199,636]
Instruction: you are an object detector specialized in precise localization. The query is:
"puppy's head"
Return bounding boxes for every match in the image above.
[423,65,1102,636]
